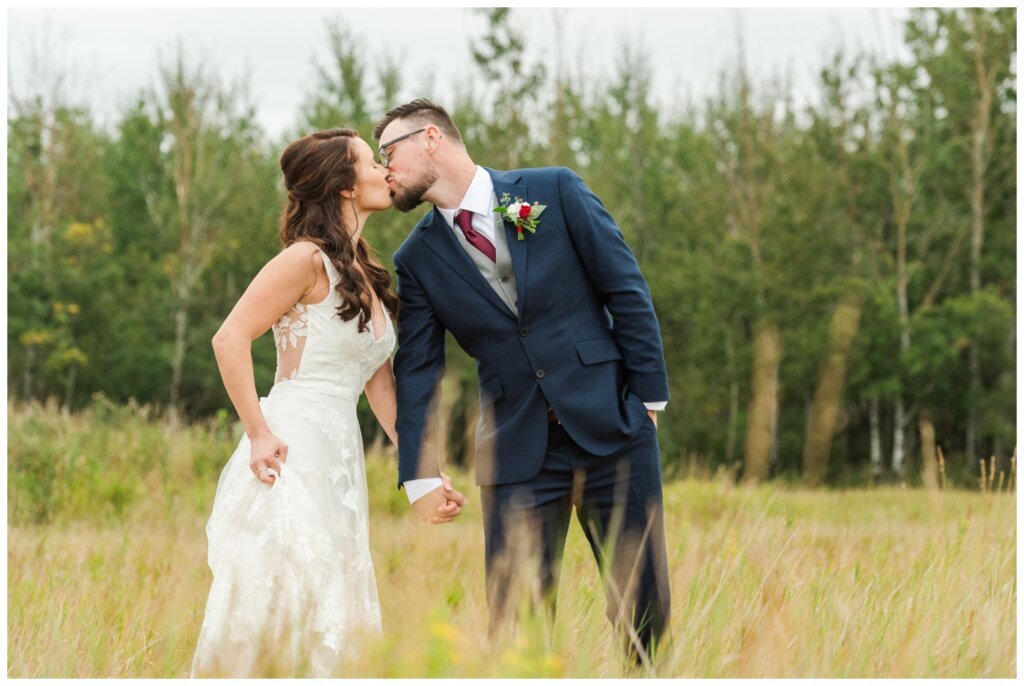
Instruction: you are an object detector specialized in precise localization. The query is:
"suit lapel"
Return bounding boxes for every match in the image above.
[420,207,516,319]
[487,169,529,318]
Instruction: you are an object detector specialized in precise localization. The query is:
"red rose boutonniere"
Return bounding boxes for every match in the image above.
[495,193,546,241]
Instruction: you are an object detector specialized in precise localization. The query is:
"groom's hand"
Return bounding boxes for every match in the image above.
[648,410,658,430]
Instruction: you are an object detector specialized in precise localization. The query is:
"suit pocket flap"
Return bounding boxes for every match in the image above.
[479,375,504,407]
[575,338,623,365]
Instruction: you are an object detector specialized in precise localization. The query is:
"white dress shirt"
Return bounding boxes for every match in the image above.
[403,166,665,504]
[437,165,500,245]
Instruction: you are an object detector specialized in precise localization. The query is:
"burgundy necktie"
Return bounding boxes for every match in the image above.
[455,209,496,263]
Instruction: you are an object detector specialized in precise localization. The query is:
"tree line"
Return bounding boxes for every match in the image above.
[7,8,1016,487]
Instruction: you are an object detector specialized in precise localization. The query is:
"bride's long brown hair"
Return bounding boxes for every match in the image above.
[278,128,399,331]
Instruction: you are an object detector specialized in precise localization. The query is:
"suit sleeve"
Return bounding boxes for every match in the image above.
[556,167,670,404]
[393,250,446,488]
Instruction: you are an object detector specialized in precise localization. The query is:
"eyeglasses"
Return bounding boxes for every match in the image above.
[378,128,426,167]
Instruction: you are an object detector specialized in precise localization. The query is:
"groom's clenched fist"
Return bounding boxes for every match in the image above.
[411,472,467,524]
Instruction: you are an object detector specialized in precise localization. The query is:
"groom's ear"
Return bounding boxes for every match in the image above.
[425,125,443,150]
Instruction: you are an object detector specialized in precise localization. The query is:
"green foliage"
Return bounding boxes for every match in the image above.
[6,9,1016,483]
[905,289,1015,404]
[468,8,547,166]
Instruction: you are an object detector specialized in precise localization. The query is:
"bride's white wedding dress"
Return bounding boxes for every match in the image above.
[191,248,396,677]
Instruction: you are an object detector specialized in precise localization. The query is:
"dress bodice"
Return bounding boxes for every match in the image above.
[271,248,395,397]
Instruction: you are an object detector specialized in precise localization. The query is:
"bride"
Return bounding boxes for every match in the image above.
[191,128,465,677]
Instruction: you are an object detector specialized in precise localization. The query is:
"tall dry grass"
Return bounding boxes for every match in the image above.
[7,399,1017,677]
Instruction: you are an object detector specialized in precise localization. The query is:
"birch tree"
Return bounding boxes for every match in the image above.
[139,45,265,426]
[904,8,1016,468]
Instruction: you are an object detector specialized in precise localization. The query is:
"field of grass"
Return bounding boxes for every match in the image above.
[7,399,1017,677]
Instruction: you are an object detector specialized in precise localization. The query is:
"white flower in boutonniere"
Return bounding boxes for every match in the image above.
[495,192,546,241]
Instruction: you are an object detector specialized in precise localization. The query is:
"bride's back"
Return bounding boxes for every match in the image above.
[271,246,394,399]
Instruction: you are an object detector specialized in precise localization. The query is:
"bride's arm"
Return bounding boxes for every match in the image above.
[364,358,398,446]
[212,243,322,479]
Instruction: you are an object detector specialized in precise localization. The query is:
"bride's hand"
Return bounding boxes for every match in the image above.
[249,431,288,485]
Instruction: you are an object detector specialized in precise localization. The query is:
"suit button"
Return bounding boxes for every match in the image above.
[520,327,530,337]
[535,369,545,379]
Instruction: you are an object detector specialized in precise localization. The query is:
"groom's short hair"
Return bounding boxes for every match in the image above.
[373,99,464,147]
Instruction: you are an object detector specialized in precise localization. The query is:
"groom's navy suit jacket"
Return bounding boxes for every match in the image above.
[393,167,669,487]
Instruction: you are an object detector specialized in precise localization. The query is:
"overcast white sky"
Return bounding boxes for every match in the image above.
[8,7,913,139]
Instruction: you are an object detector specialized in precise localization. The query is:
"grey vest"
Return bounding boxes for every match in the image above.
[451,212,518,316]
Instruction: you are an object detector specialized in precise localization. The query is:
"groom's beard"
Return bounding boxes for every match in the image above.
[391,168,439,213]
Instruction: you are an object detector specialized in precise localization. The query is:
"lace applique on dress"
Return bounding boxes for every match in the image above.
[272,303,309,382]
[302,403,356,449]
[273,303,309,350]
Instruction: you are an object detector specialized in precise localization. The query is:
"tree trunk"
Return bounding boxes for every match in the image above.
[966,104,986,463]
[743,319,781,482]
[919,410,939,490]
[27,112,60,267]
[22,346,36,400]
[869,394,882,482]
[441,374,471,470]
[63,364,77,412]
[885,77,918,485]
[966,354,979,463]
[965,9,995,471]
[893,396,906,480]
[168,304,189,429]
[436,374,455,467]
[770,383,780,476]
[725,325,740,464]
[461,376,480,472]
[802,290,864,486]
[629,108,650,265]
[894,197,910,481]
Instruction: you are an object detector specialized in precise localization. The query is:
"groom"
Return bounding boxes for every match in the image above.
[377,99,671,658]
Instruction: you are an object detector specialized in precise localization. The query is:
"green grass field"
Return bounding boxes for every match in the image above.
[7,399,1017,677]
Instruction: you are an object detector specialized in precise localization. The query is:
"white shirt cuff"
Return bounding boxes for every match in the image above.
[644,401,668,411]
[404,477,444,504]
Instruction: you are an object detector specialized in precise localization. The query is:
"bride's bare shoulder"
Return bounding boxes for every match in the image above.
[278,241,330,303]
[278,239,323,258]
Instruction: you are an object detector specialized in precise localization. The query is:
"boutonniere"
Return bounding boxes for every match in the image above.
[495,193,546,241]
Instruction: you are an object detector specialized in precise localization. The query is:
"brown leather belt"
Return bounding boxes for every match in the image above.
[547,407,561,425]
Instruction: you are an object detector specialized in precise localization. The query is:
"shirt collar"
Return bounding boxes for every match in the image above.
[437,166,494,225]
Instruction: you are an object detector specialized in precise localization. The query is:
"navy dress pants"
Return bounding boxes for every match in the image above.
[479,417,671,658]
